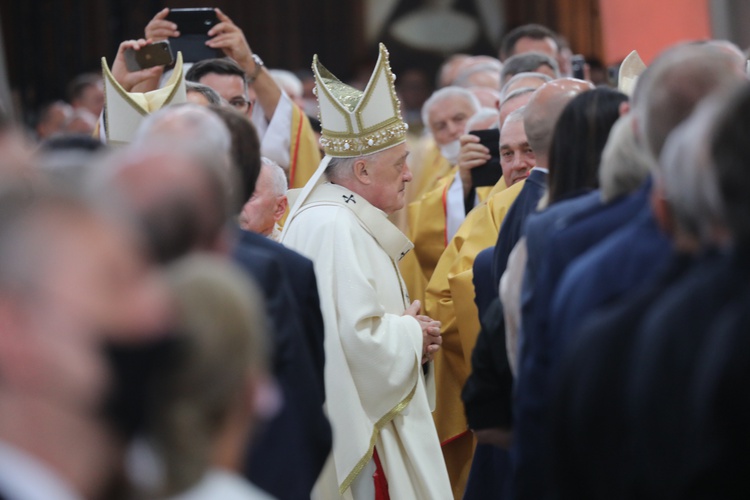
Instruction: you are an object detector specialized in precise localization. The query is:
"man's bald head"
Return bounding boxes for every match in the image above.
[523,78,594,167]
[634,43,747,160]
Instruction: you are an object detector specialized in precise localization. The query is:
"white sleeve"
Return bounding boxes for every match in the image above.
[252,91,293,169]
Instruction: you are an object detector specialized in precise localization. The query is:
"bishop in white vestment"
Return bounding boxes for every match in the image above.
[281,44,451,500]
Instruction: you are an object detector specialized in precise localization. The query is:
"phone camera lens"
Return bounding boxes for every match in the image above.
[204,19,212,26]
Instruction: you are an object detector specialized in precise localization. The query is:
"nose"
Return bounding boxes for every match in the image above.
[403,164,413,182]
[446,121,461,140]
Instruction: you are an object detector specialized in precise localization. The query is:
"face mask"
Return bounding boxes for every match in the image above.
[101,335,182,439]
[439,140,461,165]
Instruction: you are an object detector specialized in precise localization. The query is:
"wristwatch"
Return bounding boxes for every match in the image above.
[248,54,264,83]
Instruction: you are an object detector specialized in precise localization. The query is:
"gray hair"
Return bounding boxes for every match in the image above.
[501,52,560,84]
[634,43,744,160]
[466,107,500,131]
[260,157,289,196]
[659,95,727,246]
[453,62,503,88]
[503,106,527,128]
[185,81,223,106]
[269,69,303,98]
[500,72,554,100]
[324,148,392,183]
[598,114,655,202]
[421,86,481,133]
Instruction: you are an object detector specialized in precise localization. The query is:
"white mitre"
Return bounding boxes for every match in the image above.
[618,50,647,97]
[283,43,408,232]
[101,52,187,145]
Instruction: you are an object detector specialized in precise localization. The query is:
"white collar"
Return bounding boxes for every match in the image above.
[0,441,81,500]
[531,166,549,174]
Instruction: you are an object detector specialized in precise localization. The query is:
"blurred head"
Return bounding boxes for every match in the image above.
[500,72,553,101]
[499,107,535,186]
[468,87,501,108]
[437,54,472,88]
[239,158,288,236]
[547,87,628,204]
[523,78,594,168]
[634,42,747,161]
[208,105,262,210]
[325,142,411,215]
[185,81,223,106]
[655,91,734,250]
[712,83,750,251]
[598,114,657,202]
[500,24,559,61]
[501,52,560,84]
[466,107,500,132]
[36,100,72,139]
[100,145,229,263]
[270,69,305,108]
[454,63,502,90]
[422,86,481,163]
[153,254,270,495]
[67,73,105,117]
[186,58,256,115]
[499,87,535,127]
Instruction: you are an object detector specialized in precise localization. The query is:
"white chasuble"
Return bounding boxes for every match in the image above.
[282,183,451,499]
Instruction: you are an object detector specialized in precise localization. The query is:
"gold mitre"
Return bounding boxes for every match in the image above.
[101,52,187,145]
[618,50,647,97]
[313,43,408,157]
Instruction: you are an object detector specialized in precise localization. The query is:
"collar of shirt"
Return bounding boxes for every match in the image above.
[531,166,549,174]
[0,441,82,500]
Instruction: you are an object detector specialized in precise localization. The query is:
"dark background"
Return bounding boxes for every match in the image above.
[0,0,603,126]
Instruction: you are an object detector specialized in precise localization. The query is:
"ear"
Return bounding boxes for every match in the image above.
[352,158,371,185]
[650,182,674,237]
[618,101,630,116]
[274,196,288,222]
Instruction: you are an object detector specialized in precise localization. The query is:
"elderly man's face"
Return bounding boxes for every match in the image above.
[239,165,286,236]
[499,119,535,186]
[363,143,412,215]
[428,96,476,146]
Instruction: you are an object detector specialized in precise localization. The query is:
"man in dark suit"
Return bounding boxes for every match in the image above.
[547,54,748,500]
[513,43,746,499]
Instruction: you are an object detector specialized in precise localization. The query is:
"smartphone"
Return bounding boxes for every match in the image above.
[469,128,502,187]
[166,8,222,63]
[571,54,586,80]
[124,41,174,72]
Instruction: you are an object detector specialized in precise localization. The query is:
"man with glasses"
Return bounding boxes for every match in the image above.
[147,7,321,188]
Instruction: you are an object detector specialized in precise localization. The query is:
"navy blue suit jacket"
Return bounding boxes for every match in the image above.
[490,169,548,289]
[550,206,672,348]
[512,182,649,500]
[231,233,331,500]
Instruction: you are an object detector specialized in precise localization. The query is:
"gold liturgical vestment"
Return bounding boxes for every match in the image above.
[424,178,525,498]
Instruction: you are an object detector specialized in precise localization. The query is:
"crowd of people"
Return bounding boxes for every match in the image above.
[2,7,750,500]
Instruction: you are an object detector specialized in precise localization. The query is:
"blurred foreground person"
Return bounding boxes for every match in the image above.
[0,184,173,499]
[151,255,274,499]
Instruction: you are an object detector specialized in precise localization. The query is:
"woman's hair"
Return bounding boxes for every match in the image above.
[547,87,628,204]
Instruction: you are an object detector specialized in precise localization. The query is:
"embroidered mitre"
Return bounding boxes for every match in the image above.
[313,43,408,158]
[101,52,187,145]
[618,50,647,97]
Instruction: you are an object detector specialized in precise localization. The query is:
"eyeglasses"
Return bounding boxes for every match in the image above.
[229,97,253,112]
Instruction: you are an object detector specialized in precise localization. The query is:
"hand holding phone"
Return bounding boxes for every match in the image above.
[165,8,222,63]
[124,41,174,72]
[469,129,502,187]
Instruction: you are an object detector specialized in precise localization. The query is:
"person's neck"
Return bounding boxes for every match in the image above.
[534,154,549,172]
[211,399,253,474]
[0,391,120,499]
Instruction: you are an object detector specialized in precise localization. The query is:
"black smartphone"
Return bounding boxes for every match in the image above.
[124,41,174,71]
[571,54,586,80]
[165,8,222,63]
[469,128,502,187]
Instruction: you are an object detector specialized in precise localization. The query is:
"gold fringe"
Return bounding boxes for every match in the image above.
[338,375,419,495]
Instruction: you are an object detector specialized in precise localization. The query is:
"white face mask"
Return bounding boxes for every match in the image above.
[439,139,461,165]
